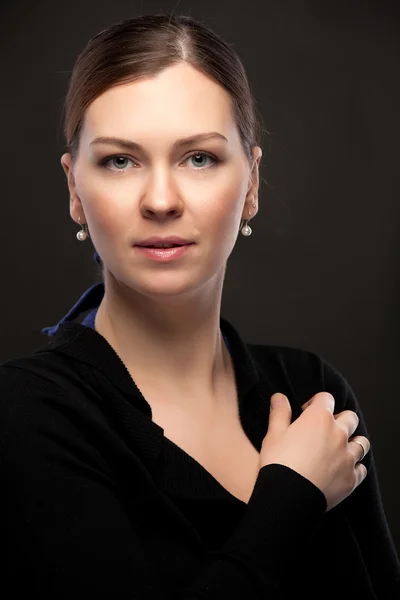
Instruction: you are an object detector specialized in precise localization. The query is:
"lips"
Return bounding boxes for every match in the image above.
[135,235,194,246]
[143,244,183,248]
[134,243,194,261]
[137,243,193,248]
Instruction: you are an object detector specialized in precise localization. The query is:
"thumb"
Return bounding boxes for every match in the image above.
[268,393,292,434]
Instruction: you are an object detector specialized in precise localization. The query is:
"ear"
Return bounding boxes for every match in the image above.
[242,146,262,221]
[60,153,83,225]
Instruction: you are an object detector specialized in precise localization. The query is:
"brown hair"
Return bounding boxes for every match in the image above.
[62,12,268,274]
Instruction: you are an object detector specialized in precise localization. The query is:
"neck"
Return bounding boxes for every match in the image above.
[94,268,233,411]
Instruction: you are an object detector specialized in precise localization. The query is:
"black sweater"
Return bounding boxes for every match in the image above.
[0,282,399,598]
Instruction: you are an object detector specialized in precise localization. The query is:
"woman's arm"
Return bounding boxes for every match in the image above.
[0,366,327,599]
[322,358,400,597]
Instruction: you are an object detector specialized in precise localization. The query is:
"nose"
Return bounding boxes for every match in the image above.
[139,172,183,221]
[141,204,181,221]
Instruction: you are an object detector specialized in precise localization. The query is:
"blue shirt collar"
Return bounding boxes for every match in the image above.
[41,281,104,337]
[41,252,230,355]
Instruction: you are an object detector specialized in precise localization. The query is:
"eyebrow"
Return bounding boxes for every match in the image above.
[89,132,228,152]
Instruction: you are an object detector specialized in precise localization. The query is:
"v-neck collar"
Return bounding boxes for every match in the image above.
[39,281,261,401]
[35,282,274,504]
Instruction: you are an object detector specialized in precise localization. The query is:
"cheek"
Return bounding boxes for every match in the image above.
[208,189,243,230]
[203,195,242,254]
[76,166,130,227]
[76,181,129,238]
[85,196,131,247]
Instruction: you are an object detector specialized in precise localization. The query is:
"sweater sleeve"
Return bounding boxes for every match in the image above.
[0,367,326,599]
[322,358,400,597]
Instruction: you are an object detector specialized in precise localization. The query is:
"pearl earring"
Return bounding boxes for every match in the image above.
[76,216,88,241]
[241,197,257,236]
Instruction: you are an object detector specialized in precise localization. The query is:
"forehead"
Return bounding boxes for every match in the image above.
[82,62,238,144]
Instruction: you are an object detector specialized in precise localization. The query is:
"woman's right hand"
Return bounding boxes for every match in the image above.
[259,392,370,512]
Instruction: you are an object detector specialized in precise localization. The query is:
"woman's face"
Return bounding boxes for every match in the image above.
[61,62,261,297]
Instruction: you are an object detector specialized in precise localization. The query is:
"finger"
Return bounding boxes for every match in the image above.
[336,409,360,437]
[349,436,370,463]
[301,400,311,410]
[269,394,292,435]
[304,392,335,413]
[320,392,335,412]
[354,462,368,487]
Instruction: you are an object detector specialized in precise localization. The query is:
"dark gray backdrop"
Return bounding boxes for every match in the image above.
[1,0,399,552]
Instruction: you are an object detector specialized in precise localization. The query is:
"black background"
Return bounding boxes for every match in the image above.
[1,0,399,553]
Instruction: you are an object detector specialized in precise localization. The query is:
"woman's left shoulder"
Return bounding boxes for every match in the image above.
[248,341,355,415]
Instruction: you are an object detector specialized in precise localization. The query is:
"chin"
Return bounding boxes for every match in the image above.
[123,274,203,298]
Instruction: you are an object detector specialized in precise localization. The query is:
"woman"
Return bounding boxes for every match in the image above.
[0,12,399,599]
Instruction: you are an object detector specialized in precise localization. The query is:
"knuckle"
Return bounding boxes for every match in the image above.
[346,469,357,490]
[354,435,370,453]
[345,409,359,426]
[322,392,335,403]
[363,437,371,453]
[337,425,349,444]
[320,404,335,422]
[358,464,368,485]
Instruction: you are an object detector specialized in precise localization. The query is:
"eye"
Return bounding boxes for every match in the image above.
[185,152,219,170]
[99,156,134,171]
[99,151,220,172]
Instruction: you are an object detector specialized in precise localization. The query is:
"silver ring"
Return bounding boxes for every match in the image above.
[351,439,367,462]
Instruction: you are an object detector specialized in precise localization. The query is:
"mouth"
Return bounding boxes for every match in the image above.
[134,243,195,261]
[135,242,194,248]
[137,243,192,248]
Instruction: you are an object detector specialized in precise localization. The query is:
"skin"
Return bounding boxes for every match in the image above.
[61,62,262,416]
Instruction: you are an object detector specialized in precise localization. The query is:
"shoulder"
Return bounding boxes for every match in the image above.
[0,353,112,471]
[248,341,323,373]
[0,353,90,441]
[0,359,114,492]
[247,341,354,414]
[0,353,71,398]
